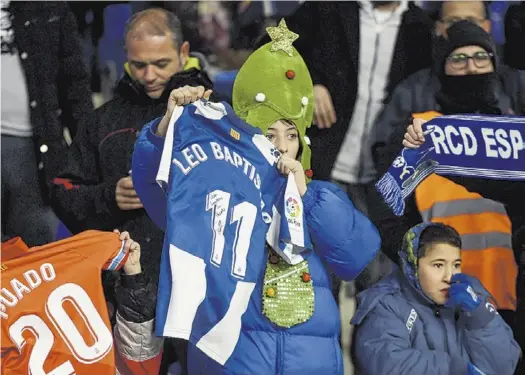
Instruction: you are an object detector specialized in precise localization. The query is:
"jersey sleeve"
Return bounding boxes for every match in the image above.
[68,230,129,271]
[101,239,128,271]
[1,237,31,261]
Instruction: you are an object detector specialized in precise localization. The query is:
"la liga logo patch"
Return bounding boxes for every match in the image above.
[286,196,301,218]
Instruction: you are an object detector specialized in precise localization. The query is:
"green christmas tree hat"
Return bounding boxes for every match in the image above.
[232,19,314,176]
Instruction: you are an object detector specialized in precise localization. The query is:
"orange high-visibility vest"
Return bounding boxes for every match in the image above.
[412,112,517,311]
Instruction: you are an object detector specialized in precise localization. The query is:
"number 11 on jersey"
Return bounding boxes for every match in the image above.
[206,190,257,279]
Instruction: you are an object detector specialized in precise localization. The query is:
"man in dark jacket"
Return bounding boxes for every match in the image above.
[51,8,217,279]
[373,22,525,264]
[50,9,219,373]
[279,1,433,207]
[372,2,525,271]
[373,2,525,175]
[1,1,93,246]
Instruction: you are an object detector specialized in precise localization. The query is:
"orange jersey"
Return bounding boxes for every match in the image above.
[1,231,129,375]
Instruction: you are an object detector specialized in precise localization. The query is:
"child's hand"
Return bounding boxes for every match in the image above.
[277,155,307,197]
[444,273,481,312]
[403,118,427,149]
[114,229,142,276]
[156,86,213,137]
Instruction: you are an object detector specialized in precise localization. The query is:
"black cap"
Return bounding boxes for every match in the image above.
[434,20,497,74]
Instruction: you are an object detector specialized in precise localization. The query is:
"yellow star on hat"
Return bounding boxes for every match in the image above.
[266,19,299,57]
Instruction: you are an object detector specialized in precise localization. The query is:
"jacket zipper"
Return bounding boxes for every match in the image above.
[433,307,450,352]
[276,331,284,375]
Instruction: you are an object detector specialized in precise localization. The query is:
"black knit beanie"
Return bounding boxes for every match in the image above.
[434,20,498,76]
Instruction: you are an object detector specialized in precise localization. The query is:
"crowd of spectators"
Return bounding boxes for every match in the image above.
[2,1,524,375]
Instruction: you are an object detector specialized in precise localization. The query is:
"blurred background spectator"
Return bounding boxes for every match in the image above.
[1,1,92,246]
[275,1,434,211]
[69,2,107,94]
[54,1,524,111]
[504,1,525,70]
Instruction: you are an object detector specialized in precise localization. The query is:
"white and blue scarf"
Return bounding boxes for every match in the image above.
[376,114,525,216]
[266,173,313,265]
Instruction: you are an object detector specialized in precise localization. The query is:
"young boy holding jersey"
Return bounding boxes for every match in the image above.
[132,19,381,375]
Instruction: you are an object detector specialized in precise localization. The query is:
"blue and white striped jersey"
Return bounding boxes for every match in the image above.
[152,100,310,365]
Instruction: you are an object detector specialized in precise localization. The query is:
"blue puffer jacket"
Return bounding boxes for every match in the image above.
[351,223,521,375]
[132,118,381,375]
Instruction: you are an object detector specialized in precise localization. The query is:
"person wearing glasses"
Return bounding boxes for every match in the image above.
[430,21,499,116]
[372,2,524,181]
[369,19,524,346]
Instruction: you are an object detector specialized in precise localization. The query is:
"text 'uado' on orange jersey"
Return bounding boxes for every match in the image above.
[1,230,128,375]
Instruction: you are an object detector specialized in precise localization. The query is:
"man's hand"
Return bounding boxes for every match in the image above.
[114,229,141,276]
[115,176,143,210]
[313,84,337,129]
[403,118,427,148]
[156,85,213,137]
[277,155,307,197]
